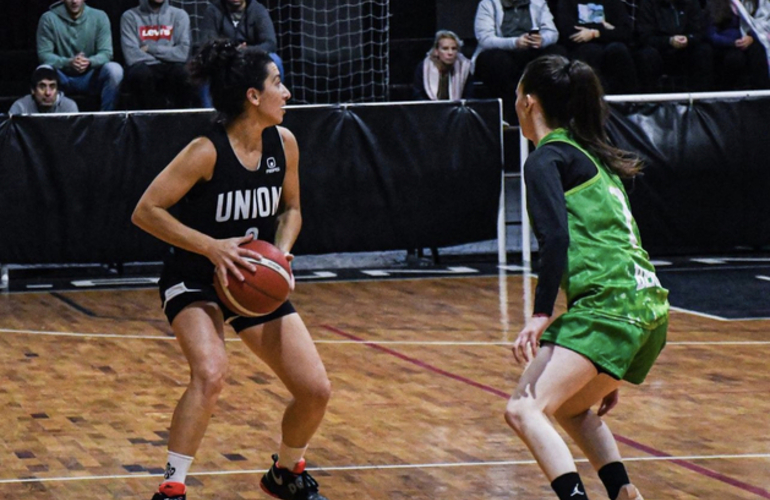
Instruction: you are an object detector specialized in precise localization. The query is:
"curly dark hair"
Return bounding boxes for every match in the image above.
[189,39,275,123]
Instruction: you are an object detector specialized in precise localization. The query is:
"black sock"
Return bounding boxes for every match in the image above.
[598,462,630,500]
[551,472,588,500]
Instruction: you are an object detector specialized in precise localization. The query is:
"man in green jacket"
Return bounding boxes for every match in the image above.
[36,0,124,110]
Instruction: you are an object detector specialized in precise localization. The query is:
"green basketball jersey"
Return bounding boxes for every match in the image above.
[538,129,669,329]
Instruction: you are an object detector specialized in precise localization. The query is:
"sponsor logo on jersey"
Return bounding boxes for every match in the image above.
[634,263,662,290]
[265,157,280,174]
[215,187,283,222]
[139,25,174,41]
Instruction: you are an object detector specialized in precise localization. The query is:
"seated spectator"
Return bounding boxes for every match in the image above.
[747,0,770,34]
[706,0,770,89]
[635,0,715,91]
[555,0,639,93]
[36,0,124,111]
[9,65,79,115]
[472,0,565,122]
[732,0,770,74]
[413,30,474,100]
[120,0,197,109]
[200,0,284,105]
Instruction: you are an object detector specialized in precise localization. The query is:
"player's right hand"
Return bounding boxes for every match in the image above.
[208,234,261,287]
[512,315,549,365]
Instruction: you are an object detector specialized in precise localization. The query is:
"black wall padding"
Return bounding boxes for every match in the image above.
[606,97,770,254]
[0,101,502,264]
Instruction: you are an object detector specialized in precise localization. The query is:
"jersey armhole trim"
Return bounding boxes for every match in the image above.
[565,171,601,197]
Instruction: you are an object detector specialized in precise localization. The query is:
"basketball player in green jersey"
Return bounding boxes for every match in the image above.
[505,55,669,500]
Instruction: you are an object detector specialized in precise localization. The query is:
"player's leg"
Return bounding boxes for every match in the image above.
[504,343,598,499]
[553,375,622,468]
[168,302,229,454]
[553,377,643,499]
[152,302,228,500]
[241,313,331,452]
[240,312,331,499]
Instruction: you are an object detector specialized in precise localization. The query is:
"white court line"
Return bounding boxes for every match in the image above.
[2,328,770,346]
[317,340,770,346]
[0,452,768,485]
[668,306,770,322]
[0,328,175,340]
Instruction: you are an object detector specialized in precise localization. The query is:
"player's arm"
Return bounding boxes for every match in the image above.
[131,137,258,284]
[512,150,570,364]
[273,126,301,258]
[525,149,570,317]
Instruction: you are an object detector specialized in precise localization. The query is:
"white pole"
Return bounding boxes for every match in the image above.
[497,99,507,265]
[519,129,533,319]
[520,129,531,269]
[604,89,770,103]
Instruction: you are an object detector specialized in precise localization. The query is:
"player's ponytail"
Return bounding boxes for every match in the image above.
[520,55,642,178]
[189,39,274,123]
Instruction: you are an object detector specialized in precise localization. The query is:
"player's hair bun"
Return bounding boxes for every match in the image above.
[190,39,240,83]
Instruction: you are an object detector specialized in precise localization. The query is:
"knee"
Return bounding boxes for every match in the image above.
[102,62,124,84]
[504,396,539,434]
[191,359,228,400]
[605,42,631,60]
[298,376,332,411]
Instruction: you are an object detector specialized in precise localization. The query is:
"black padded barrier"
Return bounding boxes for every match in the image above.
[606,96,770,254]
[0,101,503,264]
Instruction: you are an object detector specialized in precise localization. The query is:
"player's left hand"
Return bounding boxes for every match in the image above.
[512,315,550,365]
[598,388,619,416]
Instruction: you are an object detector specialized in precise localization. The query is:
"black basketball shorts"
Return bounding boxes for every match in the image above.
[159,267,296,333]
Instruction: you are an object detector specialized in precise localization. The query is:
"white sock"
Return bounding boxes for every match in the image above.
[162,451,194,485]
[278,442,308,470]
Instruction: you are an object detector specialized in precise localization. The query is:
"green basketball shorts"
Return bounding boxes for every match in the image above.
[540,311,668,385]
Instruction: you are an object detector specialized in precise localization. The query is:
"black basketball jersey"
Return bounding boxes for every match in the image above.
[166,123,287,280]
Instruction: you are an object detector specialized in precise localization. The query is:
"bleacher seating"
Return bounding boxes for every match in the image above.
[0,0,135,113]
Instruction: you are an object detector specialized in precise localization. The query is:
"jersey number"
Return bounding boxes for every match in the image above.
[609,186,639,249]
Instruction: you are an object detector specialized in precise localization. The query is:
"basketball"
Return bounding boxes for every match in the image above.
[213,240,293,317]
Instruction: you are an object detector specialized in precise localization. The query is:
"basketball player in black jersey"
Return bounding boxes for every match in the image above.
[132,40,331,500]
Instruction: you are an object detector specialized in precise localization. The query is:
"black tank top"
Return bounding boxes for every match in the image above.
[165,123,287,280]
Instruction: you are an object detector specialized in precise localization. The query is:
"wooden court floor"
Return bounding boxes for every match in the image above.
[0,274,769,499]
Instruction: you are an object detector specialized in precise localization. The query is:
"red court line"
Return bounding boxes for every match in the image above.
[613,435,770,498]
[322,325,770,499]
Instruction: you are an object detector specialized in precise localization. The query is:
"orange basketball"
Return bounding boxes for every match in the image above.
[213,240,292,317]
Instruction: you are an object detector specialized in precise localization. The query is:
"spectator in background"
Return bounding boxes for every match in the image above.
[555,0,640,93]
[748,0,770,38]
[121,0,197,109]
[473,0,565,122]
[200,0,284,109]
[732,0,770,75]
[413,30,475,100]
[635,0,715,91]
[36,0,124,111]
[706,0,770,89]
[9,65,79,115]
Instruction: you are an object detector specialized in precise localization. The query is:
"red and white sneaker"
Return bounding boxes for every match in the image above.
[151,481,186,500]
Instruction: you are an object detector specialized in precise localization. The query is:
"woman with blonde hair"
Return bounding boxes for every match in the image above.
[413,30,474,100]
